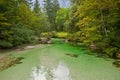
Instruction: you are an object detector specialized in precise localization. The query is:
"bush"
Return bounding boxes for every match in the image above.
[0,40,13,48]
[51,31,57,38]
[11,25,36,46]
[0,24,37,48]
[67,32,81,42]
[41,32,52,38]
[105,47,118,57]
[41,32,68,39]
[56,32,68,38]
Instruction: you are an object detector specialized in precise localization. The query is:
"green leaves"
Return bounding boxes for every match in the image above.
[0,0,44,48]
[65,0,120,57]
[44,0,60,31]
[56,8,69,31]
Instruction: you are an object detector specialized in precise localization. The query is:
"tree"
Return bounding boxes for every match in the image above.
[64,3,79,33]
[0,0,20,48]
[66,0,120,57]
[0,0,41,48]
[44,0,60,31]
[56,8,69,31]
[33,0,41,15]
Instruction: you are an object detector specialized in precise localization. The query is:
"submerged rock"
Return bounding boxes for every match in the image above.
[0,56,24,71]
[112,53,120,59]
[113,60,120,67]
[116,53,120,59]
[66,53,79,58]
[89,43,97,50]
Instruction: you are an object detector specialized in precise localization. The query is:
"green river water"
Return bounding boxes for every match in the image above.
[0,39,120,80]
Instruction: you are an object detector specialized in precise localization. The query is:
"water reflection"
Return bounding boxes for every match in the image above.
[32,66,47,80]
[31,62,72,80]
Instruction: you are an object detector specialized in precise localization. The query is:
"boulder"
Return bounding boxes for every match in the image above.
[90,43,97,50]
[113,53,120,59]
[39,38,53,44]
[64,39,69,43]
[116,53,120,59]
[47,40,53,44]
[66,53,78,58]
[113,60,120,67]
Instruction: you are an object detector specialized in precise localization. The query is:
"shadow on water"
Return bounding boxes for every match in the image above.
[31,61,72,80]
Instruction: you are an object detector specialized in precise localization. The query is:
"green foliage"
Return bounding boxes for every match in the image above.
[41,32,52,38]
[0,0,120,58]
[66,0,120,57]
[11,25,35,46]
[0,0,45,48]
[0,24,36,48]
[18,3,34,26]
[64,4,79,32]
[67,32,81,42]
[41,32,68,39]
[56,8,69,31]
[105,47,118,56]
[33,0,40,15]
[0,40,13,48]
[44,0,60,31]
[56,32,68,38]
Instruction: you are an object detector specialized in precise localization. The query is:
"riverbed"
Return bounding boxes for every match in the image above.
[0,39,120,80]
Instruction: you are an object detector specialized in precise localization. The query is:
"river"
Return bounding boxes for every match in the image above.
[0,39,120,80]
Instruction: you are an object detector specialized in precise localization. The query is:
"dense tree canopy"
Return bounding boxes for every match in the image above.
[65,0,120,57]
[0,0,48,48]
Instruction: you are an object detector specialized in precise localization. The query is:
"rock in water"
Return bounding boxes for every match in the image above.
[66,53,78,58]
[40,38,53,44]
[112,60,120,67]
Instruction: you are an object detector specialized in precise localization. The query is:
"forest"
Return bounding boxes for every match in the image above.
[0,0,120,58]
[0,0,120,80]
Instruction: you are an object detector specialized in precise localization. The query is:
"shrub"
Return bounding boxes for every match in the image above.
[0,40,13,48]
[56,32,68,38]
[105,47,118,57]
[41,32,52,38]
[41,32,68,39]
[51,31,57,38]
[11,25,36,46]
[0,24,37,48]
[67,32,81,42]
